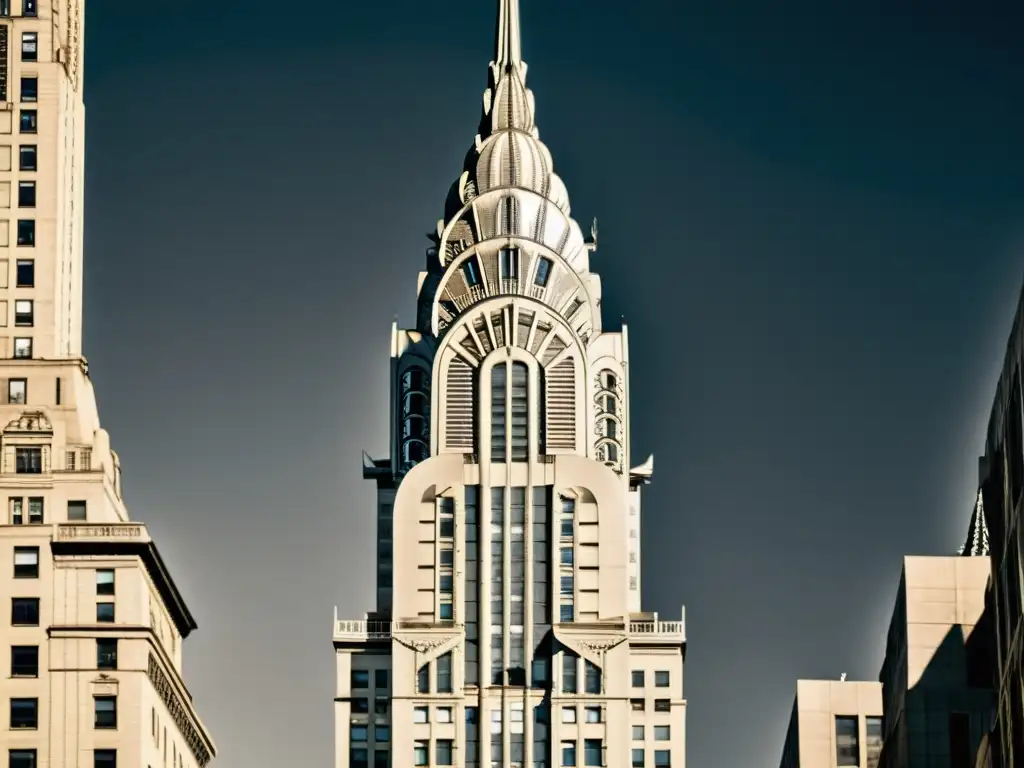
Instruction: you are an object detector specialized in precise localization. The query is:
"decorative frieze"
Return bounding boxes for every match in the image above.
[147,654,213,768]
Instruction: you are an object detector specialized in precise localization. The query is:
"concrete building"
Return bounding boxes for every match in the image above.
[876,555,994,768]
[976,276,1024,767]
[779,679,883,768]
[0,2,216,768]
[332,1,686,767]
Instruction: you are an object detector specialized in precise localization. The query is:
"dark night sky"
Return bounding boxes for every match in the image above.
[81,1,1023,766]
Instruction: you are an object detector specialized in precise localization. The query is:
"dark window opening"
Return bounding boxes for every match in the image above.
[16,258,34,285]
[97,639,117,670]
[11,645,38,676]
[18,181,35,206]
[20,77,37,102]
[16,219,35,246]
[534,257,552,287]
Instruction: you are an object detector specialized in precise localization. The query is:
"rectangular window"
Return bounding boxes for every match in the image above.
[19,77,36,102]
[97,639,118,670]
[654,725,670,741]
[351,697,369,714]
[631,670,645,687]
[96,569,115,595]
[584,739,603,766]
[373,750,387,768]
[351,669,369,689]
[413,741,428,766]
[584,661,601,694]
[17,181,35,207]
[96,602,115,623]
[436,740,454,766]
[535,257,553,287]
[500,247,519,280]
[560,603,575,622]
[653,699,670,713]
[15,447,41,474]
[11,597,39,625]
[416,664,430,693]
[14,338,32,359]
[630,699,645,712]
[10,497,23,524]
[584,706,601,723]
[865,716,883,768]
[561,742,577,767]
[632,749,645,767]
[11,645,38,676]
[68,500,87,521]
[94,750,117,768]
[374,724,390,743]
[413,706,428,723]
[23,0,37,17]
[561,706,577,723]
[462,260,481,287]
[10,697,37,728]
[437,651,453,692]
[373,668,388,689]
[654,670,670,687]
[27,497,42,524]
[15,258,33,285]
[19,145,37,171]
[349,749,368,768]
[13,547,38,578]
[632,725,644,740]
[14,299,33,325]
[20,32,36,61]
[94,696,117,728]
[835,715,860,766]
[562,652,577,694]
[350,724,368,742]
[16,220,34,246]
[8,378,26,404]
[654,751,671,768]
[9,751,37,768]
[19,109,36,133]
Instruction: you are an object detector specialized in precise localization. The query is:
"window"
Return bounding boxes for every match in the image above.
[436,740,454,766]
[9,751,36,768]
[560,547,574,565]
[14,299,33,325]
[9,498,23,524]
[94,750,116,768]
[15,447,41,474]
[436,707,453,723]
[19,110,36,134]
[561,706,577,723]
[535,257,553,287]
[655,671,670,687]
[632,725,644,740]
[11,597,39,625]
[584,661,601,694]
[439,548,454,566]
[351,669,370,689]
[350,749,369,768]
[350,724,368,742]
[654,699,670,712]
[413,741,428,766]
[11,645,38,676]
[97,639,117,670]
[583,739,602,767]
[19,77,36,102]
[13,547,38,578]
[68,500,87,521]
[654,751,671,767]
[16,220,34,246]
[416,664,429,693]
[19,145,37,171]
[17,181,35,207]
[654,725,670,741]
[632,670,645,687]
[15,259,33,285]
[10,698,37,728]
[7,378,26,404]
[23,0,37,16]
[437,651,453,692]
[561,576,574,596]
[462,260,481,287]
[351,697,369,714]
[866,716,883,768]
[584,706,601,723]
[96,602,115,622]
[20,32,36,61]
[439,573,454,593]
[562,653,577,693]
[835,716,860,766]
[374,668,388,689]
[413,706,428,723]
[26,497,41,524]
[96,569,115,595]
[375,724,391,743]
[560,603,575,622]
[632,749,645,767]
[561,742,577,767]
[94,696,117,728]
[13,338,32,359]
[500,247,519,280]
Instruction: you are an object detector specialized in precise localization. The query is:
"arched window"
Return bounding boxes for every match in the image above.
[604,418,617,441]
[605,443,618,463]
[601,371,617,390]
[491,364,507,462]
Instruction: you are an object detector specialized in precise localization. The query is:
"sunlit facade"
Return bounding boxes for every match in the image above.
[778,679,883,768]
[0,2,216,767]
[332,1,686,766]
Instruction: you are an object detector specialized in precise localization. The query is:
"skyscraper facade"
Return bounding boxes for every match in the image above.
[0,2,217,767]
[333,2,686,767]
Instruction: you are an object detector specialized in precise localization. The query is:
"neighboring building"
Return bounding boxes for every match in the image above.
[778,679,883,768]
[333,1,686,767]
[976,276,1024,768]
[876,555,994,768]
[0,2,216,768]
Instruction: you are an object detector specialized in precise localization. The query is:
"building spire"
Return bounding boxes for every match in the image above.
[494,0,522,69]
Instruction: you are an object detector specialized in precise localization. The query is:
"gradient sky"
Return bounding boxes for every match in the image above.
[80,2,1024,766]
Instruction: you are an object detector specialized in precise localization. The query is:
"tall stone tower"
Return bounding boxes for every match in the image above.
[0,2,217,767]
[334,2,686,767]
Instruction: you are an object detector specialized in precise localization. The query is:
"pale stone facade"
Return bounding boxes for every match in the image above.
[333,1,685,767]
[779,680,883,768]
[877,555,993,768]
[0,2,216,767]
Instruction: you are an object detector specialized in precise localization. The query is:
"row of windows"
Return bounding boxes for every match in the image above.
[631,670,672,688]
[460,248,553,291]
[6,446,91,473]
[12,550,116,590]
[10,751,115,768]
[11,642,116,676]
[9,497,88,523]
[0,1,38,17]
[413,739,454,766]
[835,715,883,768]
[9,695,118,729]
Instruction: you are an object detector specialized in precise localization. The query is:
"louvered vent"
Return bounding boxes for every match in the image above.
[545,358,576,450]
[445,357,475,450]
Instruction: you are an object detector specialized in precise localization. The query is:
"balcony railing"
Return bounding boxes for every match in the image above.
[55,522,149,544]
[628,609,687,642]
[333,619,393,642]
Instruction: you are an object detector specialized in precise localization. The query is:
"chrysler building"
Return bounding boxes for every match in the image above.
[333,2,687,767]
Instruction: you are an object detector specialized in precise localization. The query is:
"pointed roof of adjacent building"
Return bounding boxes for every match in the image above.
[958,489,990,557]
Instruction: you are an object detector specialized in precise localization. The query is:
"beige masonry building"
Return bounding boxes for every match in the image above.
[332,1,686,767]
[779,679,884,768]
[0,2,216,768]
